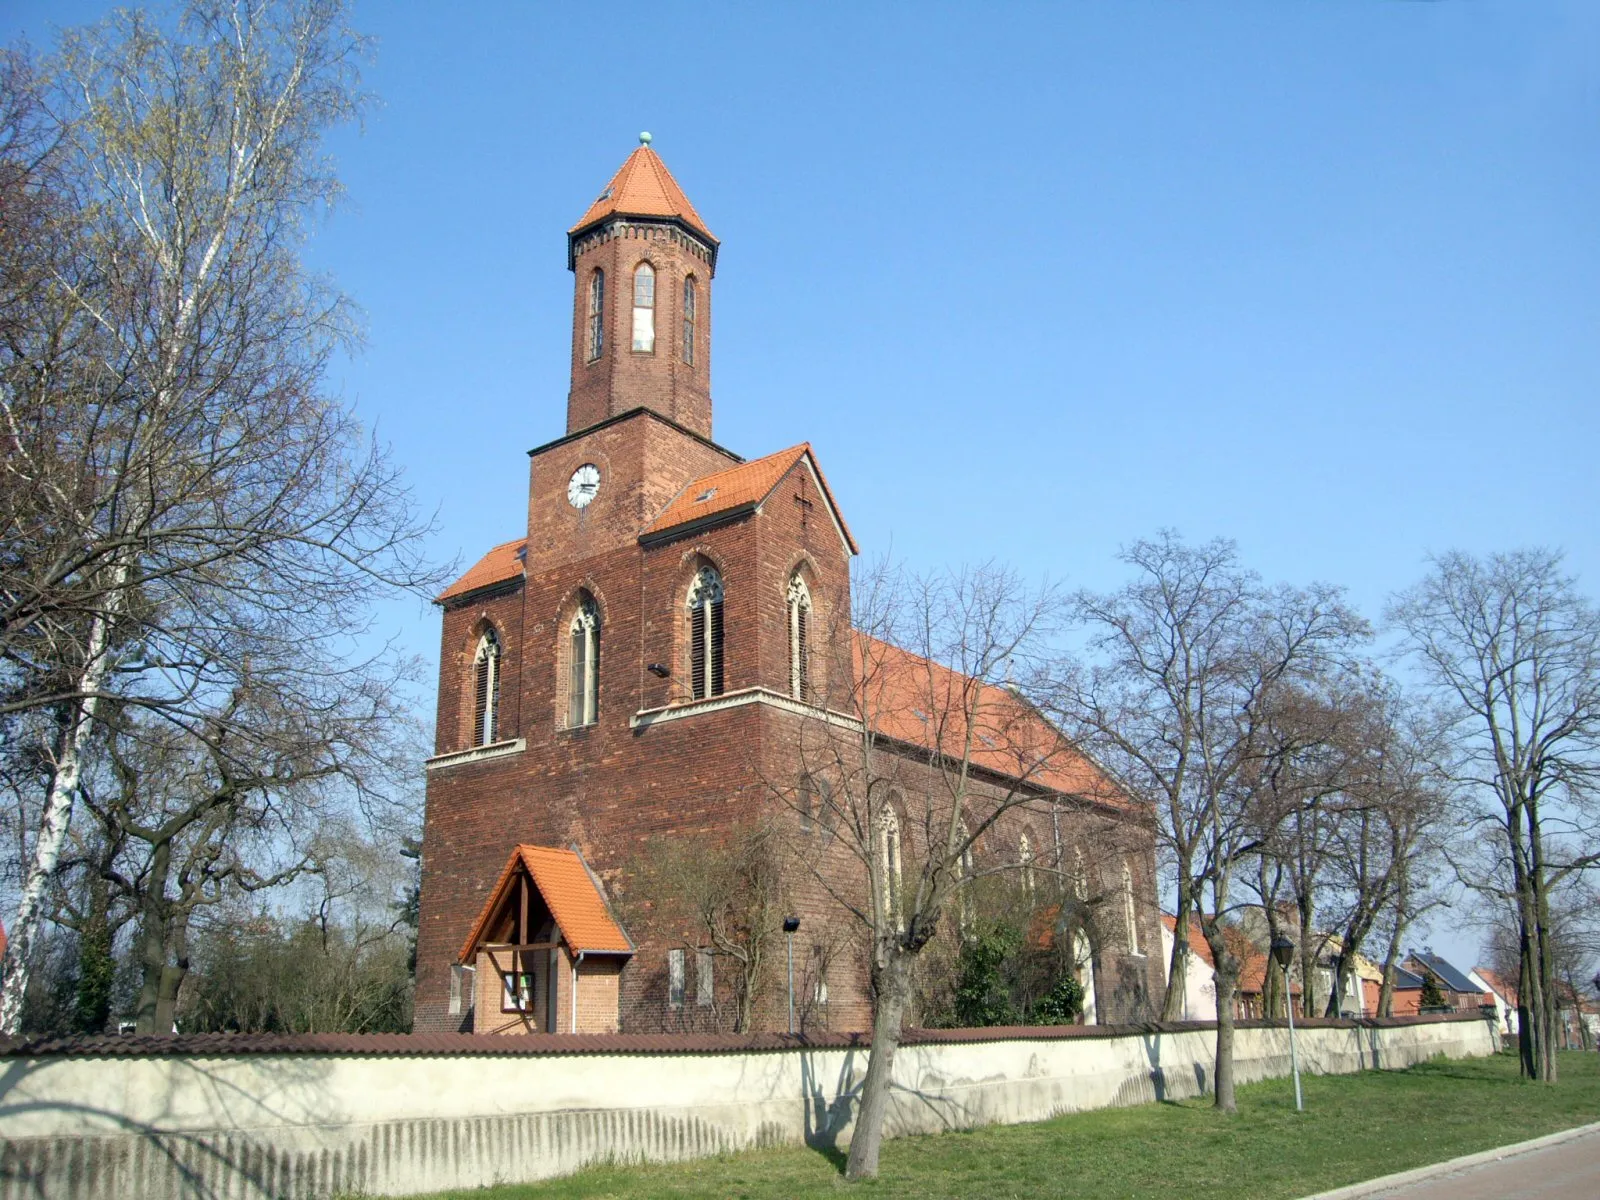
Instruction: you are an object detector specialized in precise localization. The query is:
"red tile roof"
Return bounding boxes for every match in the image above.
[0,1012,1488,1058]
[570,145,715,243]
[1231,925,1300,998]
[853,633,1114,802]
[1161,913,1215,967]
[1474,966,1518,1007]
[458,845,633,962]
[436,538,525,603]
[643,443,858,552]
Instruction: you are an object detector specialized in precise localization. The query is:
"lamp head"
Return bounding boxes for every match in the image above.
[1270,936,1295,970]
[782,916,801,934]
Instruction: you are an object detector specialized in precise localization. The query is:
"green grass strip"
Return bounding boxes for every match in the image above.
[399,1049,1600,1199]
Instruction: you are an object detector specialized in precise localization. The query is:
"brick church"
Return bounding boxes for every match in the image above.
[412,137,1163,1036]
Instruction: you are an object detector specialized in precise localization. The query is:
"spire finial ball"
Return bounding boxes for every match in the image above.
[639,131,653,146]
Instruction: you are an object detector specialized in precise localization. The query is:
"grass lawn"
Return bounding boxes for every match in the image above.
[400,1049,1600,1200]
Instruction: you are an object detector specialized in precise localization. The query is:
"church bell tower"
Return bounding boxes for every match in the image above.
[566,134,718,439]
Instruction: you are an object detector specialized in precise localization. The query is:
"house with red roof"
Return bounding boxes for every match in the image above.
[1469,966,1520,1037]
[414,138,1163,1036]
[1159,914,1217,1021]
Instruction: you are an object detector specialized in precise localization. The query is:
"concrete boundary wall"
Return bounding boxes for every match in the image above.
[0,1015,1496,1200]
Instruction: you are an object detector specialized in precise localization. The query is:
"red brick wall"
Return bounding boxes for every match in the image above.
[566,220,715,439]
[416,416,1165,1034]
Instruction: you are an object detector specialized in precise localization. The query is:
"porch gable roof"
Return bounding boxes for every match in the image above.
[458,844,634,963]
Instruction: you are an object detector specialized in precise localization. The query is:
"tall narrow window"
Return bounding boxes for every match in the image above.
[1122,862,1140,956]
[1072,847,1088,901]
[567,595,600,728]
[632,262,655,352]
[687,566,724,700]
[695,948,714,1007]
[587,270,605,361]
[667,948,685,1009]
[682,275,697,365]
[957,821,975,934]
[787,574,812,701]
[879,801,903,924]
[472,628,502,746]
[1019,832,1035,899]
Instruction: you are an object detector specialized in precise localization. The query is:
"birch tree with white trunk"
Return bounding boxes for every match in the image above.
[0,1,439,1033]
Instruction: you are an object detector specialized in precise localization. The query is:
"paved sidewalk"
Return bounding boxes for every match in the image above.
[1304,1123,1600,1200]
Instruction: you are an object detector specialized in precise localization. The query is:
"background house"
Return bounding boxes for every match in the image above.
[1159,914,1217,1021]
[1405,950,1493,1015]
[1469,966,1519,1037]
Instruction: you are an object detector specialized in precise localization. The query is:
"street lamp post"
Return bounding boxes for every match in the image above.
[783,916,801,1034]
[1270,936,1304,1112]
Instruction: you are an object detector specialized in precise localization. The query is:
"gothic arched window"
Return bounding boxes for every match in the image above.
[587,270,605,361]
[787,574,812,701]
[957,820,975,934]
[632,262,655,353]
[686,566,724,700]
[879,799,903,924]
[1122,861,1140,956]
[682,275,697,365]
[472,627,502,746]
[567,594,600,728]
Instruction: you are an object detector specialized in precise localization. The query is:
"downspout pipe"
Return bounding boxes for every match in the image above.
[573,950,585,1033]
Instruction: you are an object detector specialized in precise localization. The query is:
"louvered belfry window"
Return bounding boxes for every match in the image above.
[587,270,605,361]
[687,566,725,701]
[787,574,812,701]
[567,595,600,728]
[472,628,502,746]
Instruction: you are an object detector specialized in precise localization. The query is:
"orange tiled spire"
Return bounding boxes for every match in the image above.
[569,133,716,243]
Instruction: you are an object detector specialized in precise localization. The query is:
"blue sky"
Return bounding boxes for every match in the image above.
[7,1,1597,963]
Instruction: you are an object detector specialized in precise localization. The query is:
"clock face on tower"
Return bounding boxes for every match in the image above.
[567,463,601,509]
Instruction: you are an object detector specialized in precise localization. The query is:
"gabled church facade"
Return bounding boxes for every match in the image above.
[413,138,1163,1035]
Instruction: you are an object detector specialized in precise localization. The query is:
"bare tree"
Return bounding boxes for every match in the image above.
[0,1,442,1031]
[1390,549,1600,1080]
[621,823,785,1034]
[776,559,1108,1181]
[1057,531,1367,1112]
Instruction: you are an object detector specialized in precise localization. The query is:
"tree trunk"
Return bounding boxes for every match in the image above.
[1298,894,1317,1019]
[1377,856,1412,1019]
[134,837,173,1034]
[1161,885,1193,1022]
[0,608,113,1034]
[1212,964,1238,1113]
[1527,806,1558,1081]
[845,952,910,1181]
